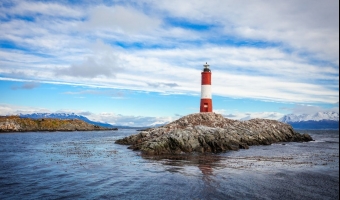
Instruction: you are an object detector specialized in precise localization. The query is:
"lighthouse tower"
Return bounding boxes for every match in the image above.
[200,62,213,112]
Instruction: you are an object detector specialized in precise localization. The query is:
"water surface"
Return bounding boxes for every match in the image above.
[0,129,338,199]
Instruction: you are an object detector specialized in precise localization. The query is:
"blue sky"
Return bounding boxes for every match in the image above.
[0,0,338,126]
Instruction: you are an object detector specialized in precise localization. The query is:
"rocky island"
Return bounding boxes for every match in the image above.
[0,116,117,132]
[116,113,313,155]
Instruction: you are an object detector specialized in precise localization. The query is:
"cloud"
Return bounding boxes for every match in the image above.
[6,0,84,18]
[82,5,161,34]
[11,82,40,90]
[282,104,339,115]
[63,89,125,98]
[149,0,339,62]
[0,0,338,106]
[239,112,285,121]
[147,82,179,88]
[1,45,338,104]
[77,112,175,127]
[77,111,92,116]
[0,103,50,115]
[224,114,237,118]
[55,56,119,78]
[214,109,283,120]
[54,41,124,78]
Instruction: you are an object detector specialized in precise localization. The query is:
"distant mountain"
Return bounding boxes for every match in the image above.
[279,111,339,129]
[280,111,339,122]
[19,113,115,128]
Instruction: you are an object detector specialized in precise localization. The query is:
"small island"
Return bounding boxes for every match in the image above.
[0,116,117,132]
[116,113,313,155]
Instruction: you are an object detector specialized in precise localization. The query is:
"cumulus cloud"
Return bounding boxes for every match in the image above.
[0,0,338,106]
[54,41,124,78]
[2,45,338,104]
[149,0,339,62]
[82,5,161,33]
[55,56,120,78]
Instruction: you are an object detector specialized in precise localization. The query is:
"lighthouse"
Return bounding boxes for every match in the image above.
[200,62,213,112]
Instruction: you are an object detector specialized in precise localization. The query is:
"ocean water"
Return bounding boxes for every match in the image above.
[0,129,338,200]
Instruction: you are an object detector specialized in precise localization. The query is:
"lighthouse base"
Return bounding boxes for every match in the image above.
[200,99,212,112]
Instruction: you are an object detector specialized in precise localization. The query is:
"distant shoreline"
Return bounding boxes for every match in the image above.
[0,129,118,133]
[0,116,118,132]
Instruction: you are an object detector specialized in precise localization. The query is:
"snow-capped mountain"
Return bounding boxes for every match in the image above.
[279,111,339,122]
[19,113,115,128]
[20,113,88,120]
[279,111,339,129]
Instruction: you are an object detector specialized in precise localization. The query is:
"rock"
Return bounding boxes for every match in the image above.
[115,113,313,155]
[0,116,117,132]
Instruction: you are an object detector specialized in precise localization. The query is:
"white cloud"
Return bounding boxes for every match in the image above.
[1,45,338,104]
[55,53,122,78]
[81,5,161,34]
[0,0,338,107]
[214,109,285,120]
[83,112,175,127]
[56,41,125,78]
[6,0,84,18]
[282,104,339,115]
[0,104,51,115]
[148,0,339,63]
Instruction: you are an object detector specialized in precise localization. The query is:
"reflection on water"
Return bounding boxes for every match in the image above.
[142,153,221,183]
[0,130,338,199]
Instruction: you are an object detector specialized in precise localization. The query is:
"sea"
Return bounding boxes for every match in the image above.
[0,129,338,200]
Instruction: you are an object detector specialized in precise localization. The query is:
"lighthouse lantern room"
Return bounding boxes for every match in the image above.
[200,62,213,112]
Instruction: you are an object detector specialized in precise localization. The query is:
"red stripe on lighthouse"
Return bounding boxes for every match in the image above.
[200,63,213,113]
[201,72,211,85]
[200,99,212,112]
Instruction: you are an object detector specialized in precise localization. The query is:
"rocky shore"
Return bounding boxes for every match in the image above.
[0,116,117,132]
[116,113,313,155]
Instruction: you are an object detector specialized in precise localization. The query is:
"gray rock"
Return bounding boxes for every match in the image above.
[115,113,313,155]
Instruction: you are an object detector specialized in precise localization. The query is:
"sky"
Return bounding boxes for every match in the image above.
[0,0,339,127]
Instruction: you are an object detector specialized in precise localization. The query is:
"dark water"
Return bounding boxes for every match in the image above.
[0,129,338,200]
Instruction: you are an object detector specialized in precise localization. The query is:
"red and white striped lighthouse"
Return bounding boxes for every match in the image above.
[200,62,213,112]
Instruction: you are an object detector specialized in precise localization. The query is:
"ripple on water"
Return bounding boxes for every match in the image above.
[0,130,338,199]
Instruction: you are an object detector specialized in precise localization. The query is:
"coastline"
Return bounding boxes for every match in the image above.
[0,116,117,132]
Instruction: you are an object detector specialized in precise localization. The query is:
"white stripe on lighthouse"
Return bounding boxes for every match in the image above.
[201,85,212,99]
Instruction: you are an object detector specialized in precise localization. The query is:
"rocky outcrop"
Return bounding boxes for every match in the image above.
[116,113,313,155]
[0,116,117,132]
